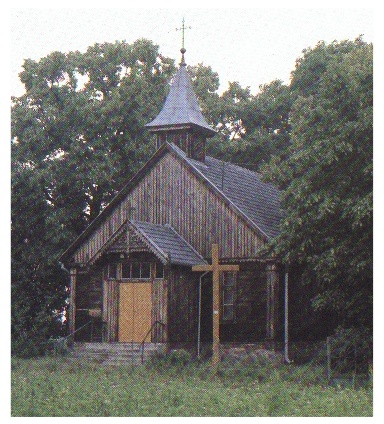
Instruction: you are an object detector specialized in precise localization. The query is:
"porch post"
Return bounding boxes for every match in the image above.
[69,267,77,344]
[266,263,279,340]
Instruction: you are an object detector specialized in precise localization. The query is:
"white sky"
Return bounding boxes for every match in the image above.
[10,4,374,96]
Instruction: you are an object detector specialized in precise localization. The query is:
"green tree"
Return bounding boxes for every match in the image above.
[205,79,293,171]
[11,39,176,354]
[263,39,373,329]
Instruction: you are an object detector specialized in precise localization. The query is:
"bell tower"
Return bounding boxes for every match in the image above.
[145,23,215,162]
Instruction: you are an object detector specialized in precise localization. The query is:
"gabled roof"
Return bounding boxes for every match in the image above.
[66,218,207,268]
[133,221,207,267]
[59,142,282,264]
[145,63,216,137]
[173,145,283,239]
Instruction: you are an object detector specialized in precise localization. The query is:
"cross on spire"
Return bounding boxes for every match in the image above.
[176,17,191,65]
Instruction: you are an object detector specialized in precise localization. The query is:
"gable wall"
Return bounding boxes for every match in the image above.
[73,152,265,263]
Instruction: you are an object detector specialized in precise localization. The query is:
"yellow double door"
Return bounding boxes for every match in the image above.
[118,282,152,342]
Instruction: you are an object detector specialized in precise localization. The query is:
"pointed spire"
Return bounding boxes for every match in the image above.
[145,20,215,162]
[145,54,215,136]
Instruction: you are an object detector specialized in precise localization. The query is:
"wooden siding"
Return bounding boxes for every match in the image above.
[168,267,199,343]
[77,266,103,310]
[219,262,269,343]
[103,279,119,342]
[75,265,103,341]
[72,152,265,264]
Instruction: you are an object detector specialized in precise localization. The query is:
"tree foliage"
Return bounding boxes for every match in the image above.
[11,39,176,354]
[263,38,373,329]
[11,36,373,354]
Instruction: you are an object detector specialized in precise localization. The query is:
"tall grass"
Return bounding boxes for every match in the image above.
[11,356,372,417]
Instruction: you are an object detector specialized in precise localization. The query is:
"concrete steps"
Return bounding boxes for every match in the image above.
[68,342,164,365]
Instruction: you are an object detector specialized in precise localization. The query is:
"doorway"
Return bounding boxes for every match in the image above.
[118,282,152,342]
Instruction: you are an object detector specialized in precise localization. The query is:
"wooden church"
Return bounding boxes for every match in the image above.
[59,47,285,355]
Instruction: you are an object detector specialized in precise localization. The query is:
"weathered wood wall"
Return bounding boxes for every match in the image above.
[76,265,103,310]
[152,276,168,343]
[219,262,270,343]
[75,265,103,341]
[166,262,282,345]
[74,258,280,344]
[72,152,265,264]
[103,279,119,342]
[167,266,200,344]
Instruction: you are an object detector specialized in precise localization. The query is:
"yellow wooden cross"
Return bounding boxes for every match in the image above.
[192,244,239,368]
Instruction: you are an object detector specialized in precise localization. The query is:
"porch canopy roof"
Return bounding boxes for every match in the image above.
[81,219,207,268]
[132,220,207,267]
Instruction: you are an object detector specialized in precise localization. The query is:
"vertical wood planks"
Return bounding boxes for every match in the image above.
[73,152,265,264]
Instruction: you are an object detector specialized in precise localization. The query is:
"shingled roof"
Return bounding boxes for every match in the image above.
[169,143,283,239]
[145,62,216,137]
[132,221,207,266]
[59,142,282,265]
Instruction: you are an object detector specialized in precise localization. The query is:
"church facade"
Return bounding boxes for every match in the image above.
[59,49,285,352]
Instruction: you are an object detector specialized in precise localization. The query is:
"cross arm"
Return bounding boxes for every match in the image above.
[219,265,240,272]
[192,265,212,272]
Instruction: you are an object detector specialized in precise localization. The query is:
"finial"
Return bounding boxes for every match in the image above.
[176,17,191,66]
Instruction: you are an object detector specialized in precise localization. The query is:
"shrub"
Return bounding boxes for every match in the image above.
[218,351,280,382]
[147,349,192,371]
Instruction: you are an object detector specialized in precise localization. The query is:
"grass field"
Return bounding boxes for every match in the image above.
[11,356,373,417]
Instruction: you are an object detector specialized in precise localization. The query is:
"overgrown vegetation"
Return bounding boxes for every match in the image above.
[11,37,372,354]
[11,357,372,417]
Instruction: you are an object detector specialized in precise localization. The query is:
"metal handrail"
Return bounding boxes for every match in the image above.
[141,320,165,363]
[43,320,94,355]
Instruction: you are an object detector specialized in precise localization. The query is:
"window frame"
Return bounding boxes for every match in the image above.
[221,271,237,322]
[119,261,152,280]
[121,262,131,279]
[155,262,165,279]
[107,263,119,280]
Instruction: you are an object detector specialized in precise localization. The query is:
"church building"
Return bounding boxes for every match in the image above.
[59,47,285,354]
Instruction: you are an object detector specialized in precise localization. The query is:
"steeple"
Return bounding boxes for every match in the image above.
[145,28,215,162]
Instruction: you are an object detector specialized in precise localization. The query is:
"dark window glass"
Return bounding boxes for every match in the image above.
[224,272,236,287]
[223,305,234,320]
[108,263,118,279]
[155,263,164,279]
[121,263,131,279]
[141,262,151,279]
[222,272,236,321]
[223,287,234,304]
[131,262,141,279]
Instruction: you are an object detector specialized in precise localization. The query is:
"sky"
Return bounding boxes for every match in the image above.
[10,5,374,97]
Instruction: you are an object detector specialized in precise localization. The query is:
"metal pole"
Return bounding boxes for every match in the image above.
[197,271,210,358]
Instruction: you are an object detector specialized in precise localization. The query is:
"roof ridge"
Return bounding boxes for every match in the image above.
[205,155,264,179]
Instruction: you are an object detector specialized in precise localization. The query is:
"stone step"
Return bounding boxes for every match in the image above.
[73,342,161,351]
[67,342,163,365]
